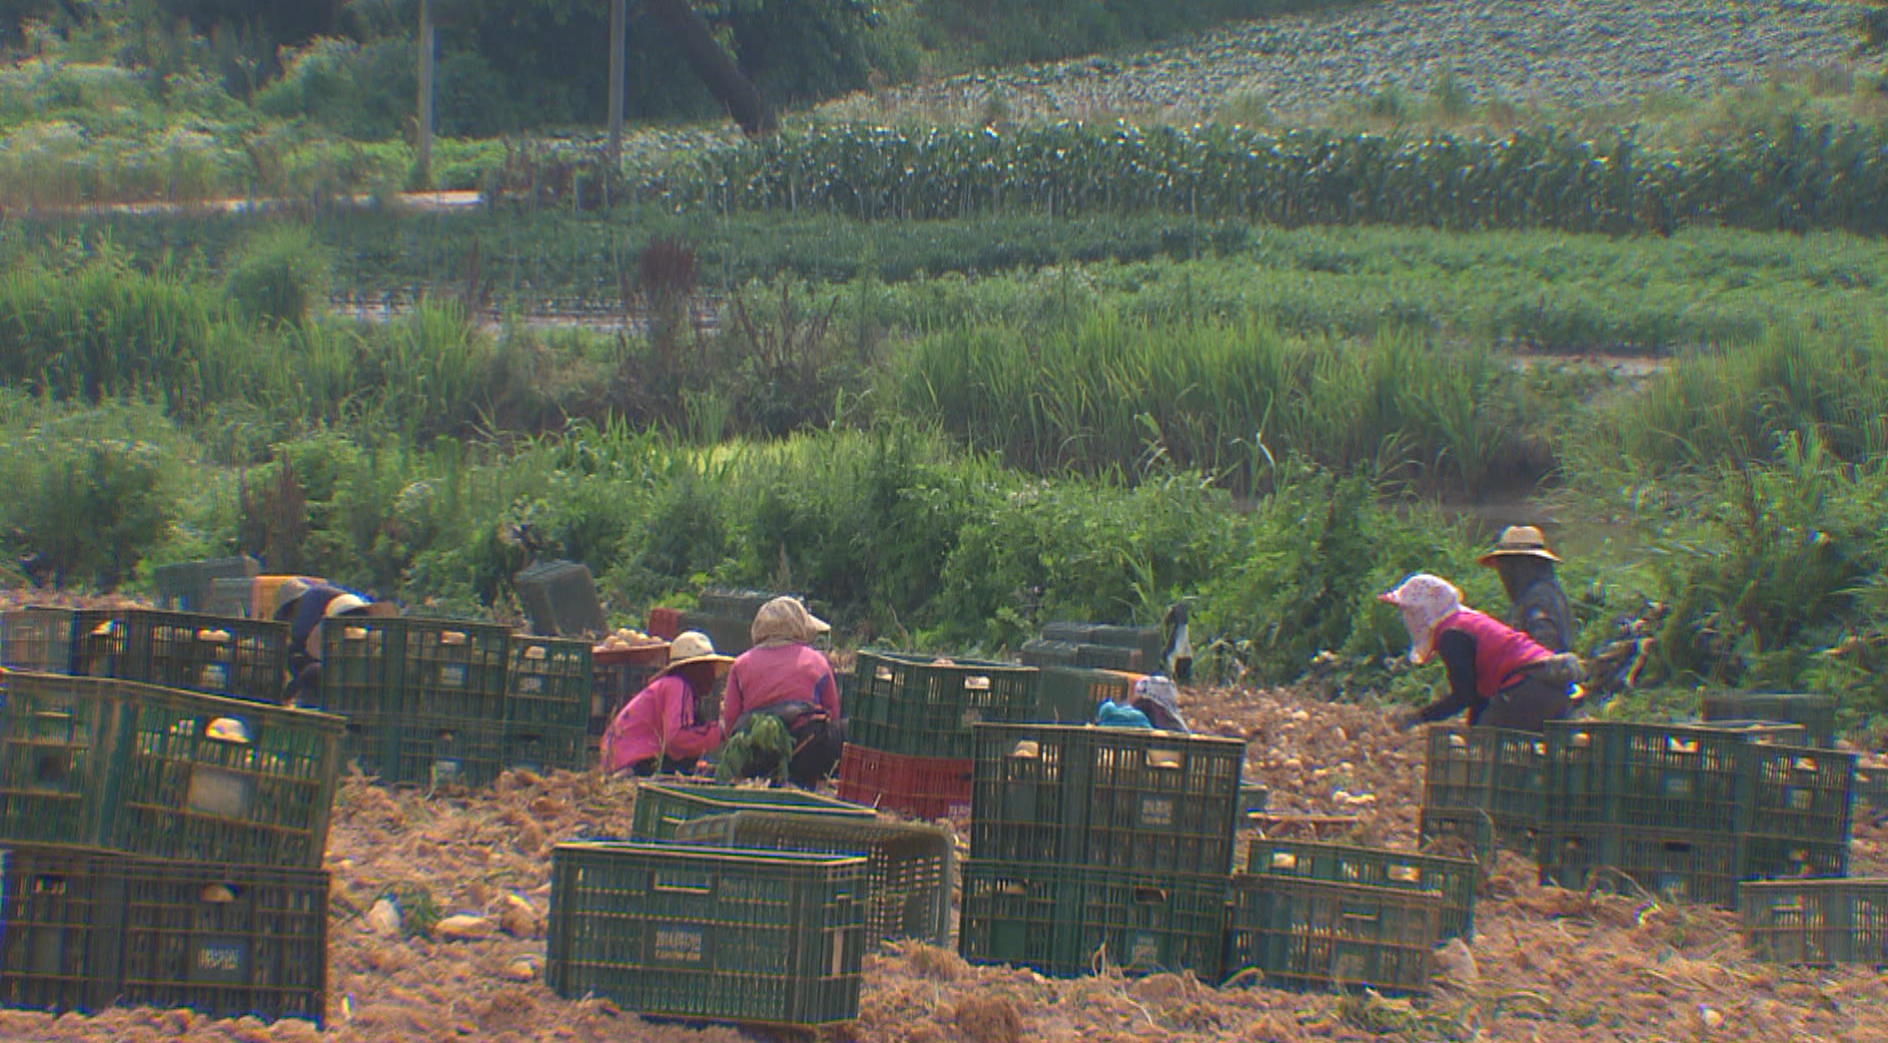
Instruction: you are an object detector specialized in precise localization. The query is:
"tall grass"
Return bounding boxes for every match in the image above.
[1571,325,1888,479]
[891,312,1543,495]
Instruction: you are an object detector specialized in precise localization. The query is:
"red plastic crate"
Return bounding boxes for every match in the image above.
[836,744,972,820]
[645,607,682,641]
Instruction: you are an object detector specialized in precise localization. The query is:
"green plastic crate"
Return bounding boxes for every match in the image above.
[1034,667,1132,725]
[1741,743,1854,847]
[1224,873,1442,994]
[387,716,510,790]
[1689,719,1808,745]
[113,684,343,869]
[1741,879,1888,965]
[400,618,511,722]
[0,673,128,848]
[0,609,123,677]
[852,652,1040,760]
[1088,624,1166,668]
[316,616,404,721]
[119,610,289,704]
[1019,639,1081,668]
[969,723,1090,864]
[971,723,1243,875]
[515,559,609,639]
[1421,725,1546,827]
[0,844,327,1025]
[506,636,592,731]
[1700,692,1839,747]
[504,724,589,777]
[1536,824,1744,908]
[1083,726,1243,874]
[1245,839,1477,941]
[676,610,753,657]
[629,779,875,841]
[1038,622,1097,644]
[1739,834,1848,881]
[151,556,259,614]
[674,810,953,946]
[318,617,511,722]
[547,841,865,1026]
[1543,720,1749,834]
[958,860,1226,979]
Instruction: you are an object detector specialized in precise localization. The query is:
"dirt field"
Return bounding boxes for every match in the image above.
[1,664,1884,1042]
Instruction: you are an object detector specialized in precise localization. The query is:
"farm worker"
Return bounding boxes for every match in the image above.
[1379,573,1584,734]
[273,578,373,706]
[717,597,844,788]
[600,630,731,777]
[1131,674,1191,732]
[1477,525,1575,653]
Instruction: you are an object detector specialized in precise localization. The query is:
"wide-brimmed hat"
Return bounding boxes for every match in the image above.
[657,630,735,677]
[1477,525,1561,566]
[751,596,830,645]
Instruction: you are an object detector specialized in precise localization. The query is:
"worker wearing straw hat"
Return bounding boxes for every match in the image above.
[1478,525,1574,654]
[601,630,733,777]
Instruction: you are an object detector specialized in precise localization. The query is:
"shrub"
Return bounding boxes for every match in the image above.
[224,224,332,327]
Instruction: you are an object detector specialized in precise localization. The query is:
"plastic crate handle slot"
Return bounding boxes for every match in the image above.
[343,626,371,641]
[1008,740,1041,761]
[1267,851,1298,872]
[652,869,715,895]
[1667,737,1700,756]
[1388,864,1423,886]
[963,675,991,692]
[523,645,548,661]
[194,628,233,645]
[1132,886,1168,905]
[875,665,894,682]
[1145,749,1183,770]
[28,709,78,744]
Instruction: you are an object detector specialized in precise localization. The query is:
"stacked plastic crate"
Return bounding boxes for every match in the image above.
[836,652,1039,819]
[1021,622,1166,674]
[1,606,289,705]
[319,617,595,786]
[1417,725,1551,859]
[959,722,1243,979]
[1536,720,1854,909]
[0,671,339,1025]
[545,779,905,1026]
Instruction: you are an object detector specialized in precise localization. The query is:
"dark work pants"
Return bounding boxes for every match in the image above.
[1473,672,1574,733]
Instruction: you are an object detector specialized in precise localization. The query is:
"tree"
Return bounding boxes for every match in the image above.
[643,0,775,136]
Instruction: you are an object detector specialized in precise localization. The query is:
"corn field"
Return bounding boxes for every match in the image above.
[646,121,1888,235]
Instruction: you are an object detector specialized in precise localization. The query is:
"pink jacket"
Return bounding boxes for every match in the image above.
[720,643,838,736]
[1437,608,1554,698]
[601,674,721,774]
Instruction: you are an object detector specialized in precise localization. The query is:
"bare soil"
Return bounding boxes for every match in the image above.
[1,628,1884,1041]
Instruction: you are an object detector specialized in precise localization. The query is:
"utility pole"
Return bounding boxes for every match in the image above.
[607,0,626,169]
[415,0,436,188]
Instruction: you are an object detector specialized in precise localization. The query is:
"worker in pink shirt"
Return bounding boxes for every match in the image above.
[719,597,844,787]
[600,630,732,777]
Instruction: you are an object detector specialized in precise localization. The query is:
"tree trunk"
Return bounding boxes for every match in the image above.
[416,0,436,187]
[607,0,627,167]
[642,0,777,137]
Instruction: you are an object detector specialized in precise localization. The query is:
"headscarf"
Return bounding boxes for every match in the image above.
[1132,675,1190,732]
[750,597,830,647]
[1377,573,1464,665]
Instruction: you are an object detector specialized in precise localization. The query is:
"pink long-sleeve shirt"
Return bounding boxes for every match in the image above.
[720,643,838,736]
[601,673,721,774]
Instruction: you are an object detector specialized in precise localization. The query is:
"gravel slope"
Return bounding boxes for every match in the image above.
[832,0,1867,124]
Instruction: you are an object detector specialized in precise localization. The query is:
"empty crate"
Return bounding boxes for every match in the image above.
[547,842,865,1026]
